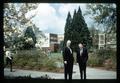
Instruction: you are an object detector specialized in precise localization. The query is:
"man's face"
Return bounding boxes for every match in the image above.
[67,42,71,47]
[79,43,83,48]
[67,40,71,47]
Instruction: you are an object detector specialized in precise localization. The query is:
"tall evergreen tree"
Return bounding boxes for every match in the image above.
[72,7,92,51]
[64,6,92,52]
[24,26,36,49]
[77,7,92,49]
[63,11,72,48]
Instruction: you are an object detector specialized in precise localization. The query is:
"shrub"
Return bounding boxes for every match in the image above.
[13,58,27,67]
[42,58,57,70]
[103,57,116,70]
[96,49,116,60]
[87,54,102,67]
[12,49,59,71]
[48,52,63,63]
[88,48,116,70]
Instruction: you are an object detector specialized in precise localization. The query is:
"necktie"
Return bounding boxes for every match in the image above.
[80,48,83,56]
[68,47,72,54]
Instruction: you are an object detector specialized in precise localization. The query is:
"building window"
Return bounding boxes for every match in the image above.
[100,47,104,49]
[100,35,105,40]
[100,41,104,44]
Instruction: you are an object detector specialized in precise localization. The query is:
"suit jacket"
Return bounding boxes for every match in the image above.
[76,47,88,63]
[63,47,74,64]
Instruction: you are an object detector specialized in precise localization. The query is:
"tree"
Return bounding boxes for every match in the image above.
[74,7,92,51]
[59,40,64,52]
[4,3,39,50]
[24,25,36,49]
[64,7,92,52]
[85,4,116,49]
[85,4,116,33]
[63,11,72,48]
[89,25,100,49]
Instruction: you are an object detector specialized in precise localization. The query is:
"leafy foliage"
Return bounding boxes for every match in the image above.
[87,49,116,70]
[63,12,72,48]
[13,49,63,72]
[24,26,36,49]
[4,3,39,50]
[85,4,116,33]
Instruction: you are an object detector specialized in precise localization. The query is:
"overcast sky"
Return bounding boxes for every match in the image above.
[25,3,94,34]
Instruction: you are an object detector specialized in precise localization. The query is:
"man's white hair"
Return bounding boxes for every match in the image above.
[67,40,71,44]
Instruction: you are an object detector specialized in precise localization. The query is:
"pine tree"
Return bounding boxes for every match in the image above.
[24,26,36,49]
[72,7,92,51]
[70,9,80,51]
[63,11,72,48]
[64,6,92,52]
[80,7,92,47]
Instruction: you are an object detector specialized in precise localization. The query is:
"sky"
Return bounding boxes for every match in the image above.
[25,3,94,34]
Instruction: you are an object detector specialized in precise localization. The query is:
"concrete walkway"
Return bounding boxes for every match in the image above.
[4,65,116,79]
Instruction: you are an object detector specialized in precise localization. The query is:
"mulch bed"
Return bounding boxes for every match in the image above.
[12,66,64,73]
[4,75,54,79]
[89,66,116,71]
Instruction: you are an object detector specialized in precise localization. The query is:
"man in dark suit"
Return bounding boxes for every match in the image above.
[76,43,88,79]
[63,40,74,80]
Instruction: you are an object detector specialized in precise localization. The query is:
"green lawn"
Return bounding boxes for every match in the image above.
[48,52,63,64]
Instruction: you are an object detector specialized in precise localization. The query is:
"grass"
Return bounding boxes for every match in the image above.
[48,52,63,63]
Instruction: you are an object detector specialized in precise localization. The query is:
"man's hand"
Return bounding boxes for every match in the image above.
[64,61,67,64]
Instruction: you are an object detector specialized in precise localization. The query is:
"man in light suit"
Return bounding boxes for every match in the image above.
[63,40,74,80]
[5,50,13,72]
[76,43,88,79]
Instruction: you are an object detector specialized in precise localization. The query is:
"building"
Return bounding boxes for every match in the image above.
[98,33,116,49]
[57,34,64,44]
[49,33,59,52]
[106,33,116,49]
[98,33,105,49]
[36,32,59,52]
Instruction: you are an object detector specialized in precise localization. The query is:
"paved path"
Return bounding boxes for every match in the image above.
[4,65,116,79]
